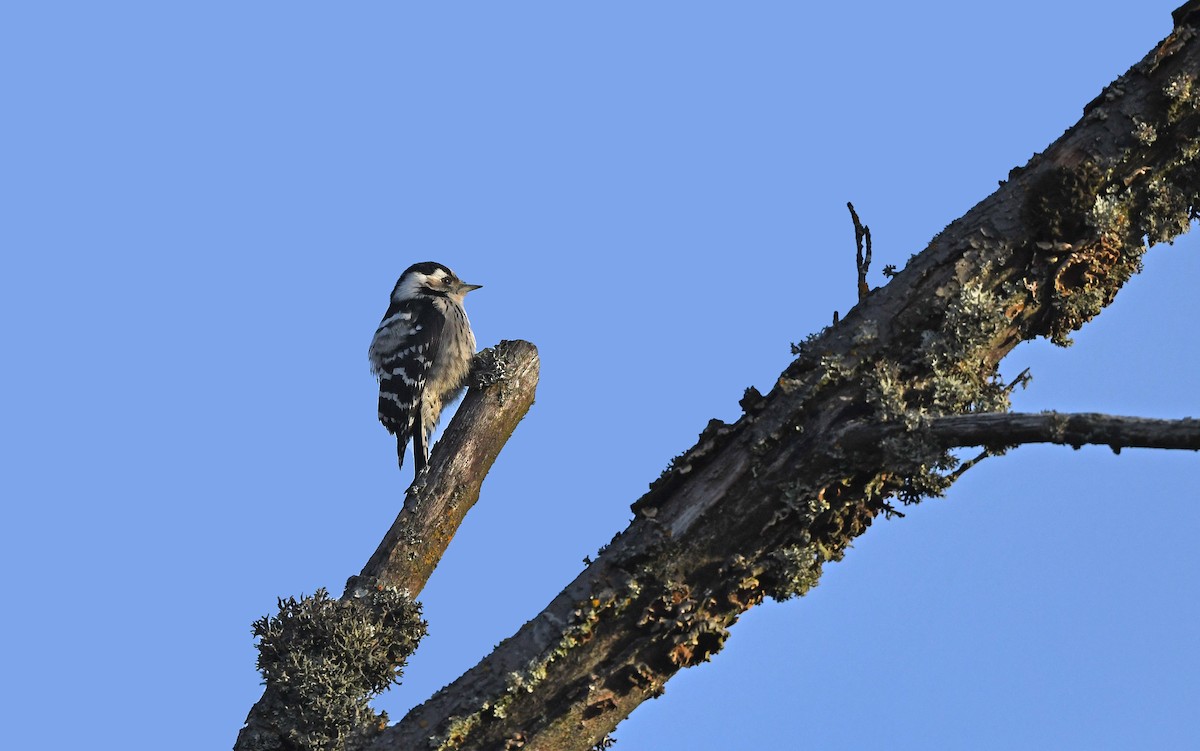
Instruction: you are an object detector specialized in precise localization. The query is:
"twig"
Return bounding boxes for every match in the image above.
[847,202,872,302]
[946,448,993,482]
[840,412,1200,454]
[1003,367,1033,395]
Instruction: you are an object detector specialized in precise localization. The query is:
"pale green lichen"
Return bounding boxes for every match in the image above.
[1133,117,1158,146]
[428,581,644,750]
[1091,187,1129,238]
[816,352,854,389]
[242,588,426,751]
[1163,72,1199,124]
[863,360,907,421]
[834,273,1014,513]
[1144,177,1193,244]
[761,542,825,601]
[920,278,1014,413]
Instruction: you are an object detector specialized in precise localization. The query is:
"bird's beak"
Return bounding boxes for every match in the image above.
[458,282,483,294]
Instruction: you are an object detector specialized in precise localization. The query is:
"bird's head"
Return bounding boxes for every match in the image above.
[392,261,482,302]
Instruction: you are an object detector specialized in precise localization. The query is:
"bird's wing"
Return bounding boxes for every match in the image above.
[374,298,445,445]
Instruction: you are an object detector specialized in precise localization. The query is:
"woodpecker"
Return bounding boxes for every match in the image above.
[369,262,481,472]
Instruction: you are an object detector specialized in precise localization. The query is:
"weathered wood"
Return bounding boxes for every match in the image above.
[840,412,1200,453]
[348,339,541,597]
[375,8,1200,750]
[236,340,538,751]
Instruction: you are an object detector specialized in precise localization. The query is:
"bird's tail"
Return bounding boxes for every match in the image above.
[411,422,428,472]
[396,433,408,469]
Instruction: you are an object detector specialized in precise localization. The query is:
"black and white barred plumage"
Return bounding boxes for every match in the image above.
[369,262,480,472]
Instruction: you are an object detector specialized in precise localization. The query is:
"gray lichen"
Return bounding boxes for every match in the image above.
[1164,71,1199,124]
[469,345,510,390]
[428,578,645,750]
[761,543,824,601]
[241,587,426,751]
[1143,177,1193,243]
[1133,117,1159,145]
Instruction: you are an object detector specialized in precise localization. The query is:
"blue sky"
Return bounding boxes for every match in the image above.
[4,2,1197,749]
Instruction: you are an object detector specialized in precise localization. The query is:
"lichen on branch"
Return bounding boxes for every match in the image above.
[237,587,426,751]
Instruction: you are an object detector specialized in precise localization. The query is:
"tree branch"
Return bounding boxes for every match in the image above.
[236,340,539,751]
[839,412,1200,453]
[348,340,541,597]
[372,8,1200,750]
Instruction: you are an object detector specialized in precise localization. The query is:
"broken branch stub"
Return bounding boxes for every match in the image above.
[350,339,541,598]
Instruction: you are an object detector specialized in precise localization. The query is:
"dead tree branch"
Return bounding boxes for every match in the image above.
[236,340,539,751]
[349,340,541,597]
[839,412,1200,453]
[371,8,1200,750]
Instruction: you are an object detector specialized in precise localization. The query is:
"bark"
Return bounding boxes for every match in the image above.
[349,340,541,598]
[916,410,1200,451]
[841,412,1200,453]
[373,6,1200,750]
[236,341,539,751]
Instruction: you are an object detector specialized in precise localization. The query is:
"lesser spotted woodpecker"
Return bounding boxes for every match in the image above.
[369,262,481,472]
